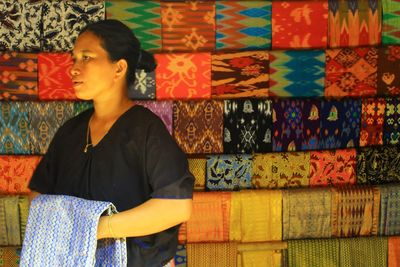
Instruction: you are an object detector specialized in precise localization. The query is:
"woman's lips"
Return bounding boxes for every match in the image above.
[72,81,83,88]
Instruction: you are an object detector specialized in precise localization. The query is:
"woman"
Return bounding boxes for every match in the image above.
[28,19,194,266]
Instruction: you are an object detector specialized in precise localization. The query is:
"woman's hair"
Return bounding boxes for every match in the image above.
[79,19,157,89]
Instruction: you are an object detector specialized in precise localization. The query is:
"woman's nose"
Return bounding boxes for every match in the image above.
[70,62,80,77]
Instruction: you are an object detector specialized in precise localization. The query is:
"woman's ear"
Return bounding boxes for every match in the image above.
[115,59,128,80]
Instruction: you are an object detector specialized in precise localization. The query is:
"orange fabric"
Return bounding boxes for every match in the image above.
[389,236,400,267]
[0,156,41,194]
[187,192,231,242]
[155,53,211,100]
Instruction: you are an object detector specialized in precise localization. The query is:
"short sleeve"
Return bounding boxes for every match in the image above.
[145,116,194,199]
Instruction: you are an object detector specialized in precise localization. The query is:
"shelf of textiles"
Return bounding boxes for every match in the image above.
[0,1,399,53]
[1,46,400,101]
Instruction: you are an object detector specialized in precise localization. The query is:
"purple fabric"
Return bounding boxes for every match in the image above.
[135,101,173,134]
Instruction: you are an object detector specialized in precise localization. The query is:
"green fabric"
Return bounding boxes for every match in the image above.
[4,196,21,245]
[382,0,400,45]
[18,196,29,242]
[106,0,161,51]
[0,198,7,245]
[339,237,388,267]
[379,184,400,235]
[288,239,339,267]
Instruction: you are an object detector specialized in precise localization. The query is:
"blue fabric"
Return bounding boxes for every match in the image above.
[20,195,127,267]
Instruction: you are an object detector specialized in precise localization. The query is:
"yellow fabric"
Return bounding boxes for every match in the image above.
[188,158,206,191]
[187,242,237,267]
[240,250,282,267]
[230,191,242,241]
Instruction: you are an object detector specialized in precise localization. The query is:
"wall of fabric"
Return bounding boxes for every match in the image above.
[1,0,400,266]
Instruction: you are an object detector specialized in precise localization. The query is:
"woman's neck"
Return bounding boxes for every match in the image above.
[92,97,134,122]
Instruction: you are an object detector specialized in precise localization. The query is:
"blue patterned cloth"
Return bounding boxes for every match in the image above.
[20,195,127,267]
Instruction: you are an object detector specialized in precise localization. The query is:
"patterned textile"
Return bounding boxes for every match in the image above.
[20,195,127,266]
[38,53,76,100]
[19,196,29,244]
[155,53,211,99]
[0,52,38,100]
[186,243,237,267]
[28,101,75,154]
[309,149,356,186]
[0,102,30,154]
[211,51,269,98]
[178,222,186,244]
[379,184,400,235]
[389,236,400,267]
[273,99,320,151]
[3,196,21,246]
[328,0,382,47]
[325,47,378,97]
[339,237,387,267]
[269,50,325,97]
[41,1,105,51]
[206,155,252,191]
[161,1,215,52]
[105,0,161,51]
[0,1,41,51]
[216,1,272,50]
[272,1,328,49]
[224,99,272,153]
[319,98,361,149]
[0,247,21,267]
[377,46,400,96]
[188,158,206,191]
[128,70,156,100]
[0,156,41,194]
[173,100,223,154]
[382,0,400,45]
[73,101,93,116]
[331,186,380,237]
[239,249,282,267]
[0,198,6,246]
[135,100,172,134]
[357,145,400,184]
[283,188,331,239]
[251,152,310,189]
[174,244,186,267]
[360,98,385,146]
[229,190,282,242]
[288,239,340,267]
[186,192,231,242]
[384,97,400,145]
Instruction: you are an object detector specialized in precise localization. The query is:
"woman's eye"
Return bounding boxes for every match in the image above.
[82,55,91,61]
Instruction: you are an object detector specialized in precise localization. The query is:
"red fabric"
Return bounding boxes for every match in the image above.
[360,98,385,146]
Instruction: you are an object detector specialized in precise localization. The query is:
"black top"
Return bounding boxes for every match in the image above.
[29,105,194,267]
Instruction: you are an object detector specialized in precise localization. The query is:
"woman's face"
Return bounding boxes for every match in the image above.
[70,31,119,100]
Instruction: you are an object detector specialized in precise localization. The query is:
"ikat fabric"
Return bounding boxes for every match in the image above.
[73,101,93,117]
[20,194,127,267]
[0,52,38,100]
[0,155,41,194]
[28,101,75,155]
[173,100,223,154]
[325,47,378,97]
[37,53,76,100]
[0,247,21,267]
[41,1,105,51]
[378,184,400,235]
[251,152,310,189]
[0,101,30,154]
[288,239,340,267]
[105,0,162,52]
[283,188,332,239]
[272,99,320,151]
[224,99,272,154]
[186,192,231,243]
[135,100,173,134]
[161,1,215,52]
[186,242,237,267]
[328,0,382,47]
[309,149,357,186]
[377,46,400,96]
[206,155,252,191]
[269,50,325,97]
[389,236,400,267]
[128,70,156,100]
[155,53,211,100]
[384,97,400,145]
[216,1,272,50]
[382,0,400,45]
[188,158,206,191]
[339,237,387,267]
[360,98,385,146]
[357,145,400,184]
[331,186,380,237]
[0,1,41,51]
[211,51,269,98]
[272,1,328,49]
[174,244,186,267]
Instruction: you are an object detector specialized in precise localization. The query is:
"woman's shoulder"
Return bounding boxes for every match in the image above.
[126,104,164,127]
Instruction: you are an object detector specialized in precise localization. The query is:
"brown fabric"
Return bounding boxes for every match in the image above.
[187,242,237,267]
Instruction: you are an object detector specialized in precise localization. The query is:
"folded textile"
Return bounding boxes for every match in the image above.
[19,196,29,243]
[382,0,400,45]
[186,242,237,267]
[20,194,127,266]
[239,249,282,267]
[0,247,21,267]
[389,236,400,267]
[4,196,21,246]
[379,184,400,235]
[188,158,206,191]
[339,237,387,267]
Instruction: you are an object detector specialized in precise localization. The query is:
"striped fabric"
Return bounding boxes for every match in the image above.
[216,1,272,50]
[382,0,400,45]
[105,0,161,52]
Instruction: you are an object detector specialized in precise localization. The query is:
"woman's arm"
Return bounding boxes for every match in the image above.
[97,198,192,239]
